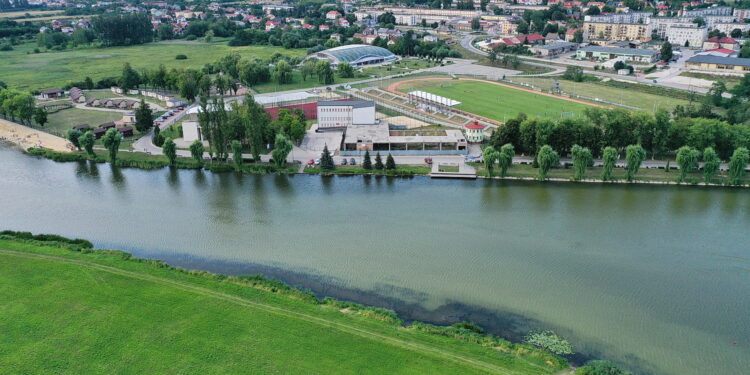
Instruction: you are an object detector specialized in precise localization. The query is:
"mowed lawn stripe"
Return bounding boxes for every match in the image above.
[0,248,552,375]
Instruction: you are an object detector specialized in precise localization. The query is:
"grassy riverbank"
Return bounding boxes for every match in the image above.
[0,232,568,374]
[471,163,750,186]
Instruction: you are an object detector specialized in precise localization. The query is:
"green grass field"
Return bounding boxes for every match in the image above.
[0,40,305,91]
[45,108,122,135]
[0,236,567,374]
[397,80,593,121]
[511,77,692,112]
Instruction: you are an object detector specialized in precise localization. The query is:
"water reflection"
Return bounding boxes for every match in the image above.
[166,166,180,191]
[110,165,126,189]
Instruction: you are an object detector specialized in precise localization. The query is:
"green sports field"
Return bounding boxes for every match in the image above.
[0,236,567,375]
[397,80,594,121]
[0,40,305,91]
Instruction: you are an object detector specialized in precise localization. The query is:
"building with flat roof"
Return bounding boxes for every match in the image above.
[309,44,398,68]
[576,46,659,62]
[341,122,468,156]
[685,55,750,75]
[530,41,578,57]
[317,100,376,130]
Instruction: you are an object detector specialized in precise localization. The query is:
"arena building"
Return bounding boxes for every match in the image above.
[309,44,398,68]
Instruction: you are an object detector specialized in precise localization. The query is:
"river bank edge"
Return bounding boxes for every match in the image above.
[0,230,583,374]
[22,145,750,188]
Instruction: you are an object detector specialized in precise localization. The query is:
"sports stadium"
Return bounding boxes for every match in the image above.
[308,44,398,68]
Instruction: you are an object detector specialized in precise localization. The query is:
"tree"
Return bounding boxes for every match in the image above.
[498,143,514,177]
[577,360,630,375]
[482,146,499,177]
[730,73,750,100]
[727,147,749,186]
[362,150,372,170]
[102,128,122,164]
[189,140,204,166]
[134,99,153,132]
[385,153,396,170]
[163,137,176,165]
[488,51,497,65]
[79,130,95,156]
[157,23,174,40]
[572,30,584,43]
[524,330,573,356]
[571,144,592,181]
[471,18,481,31]
[33,107,47,127]
[660,41,673,63]
[708,81,726,107]
[118,62,140,91]
[273,60,293,85]
[231,140,243,171]
[536,145,559,181]
[601,146,618,181]
[316,61,334,85]
[66,129,82,151]
[272,133,293,167]
[702,147,720,184]
[374,152,384,169]
[674,146,700,183]
[152,125,164,147]
[624,144,646,181]
[320,145,334,170]
[337,62,354,78]
[562,66,584,82]
[300,60,316,81]
[586,5,600,15]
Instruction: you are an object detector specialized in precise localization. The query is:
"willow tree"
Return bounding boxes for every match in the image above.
[625,144,646,182]
[498,143,515,177]
[163,137,176,165]
[102,128,122,164]
[537,145,559,181]
[79,130,95,157]
[271,133,293,168]
[231,140,243,171]
[727,147,749,186]
[482,146,499,177]
[189,140,204,166]
[601,147,618,181]
[571,144,592,181]
[675,146,700,183]
[702,147,720,184]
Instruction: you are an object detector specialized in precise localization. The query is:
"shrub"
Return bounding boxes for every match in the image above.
[524,330,574,355]
[185,35,197,41]
[0,230,93,248]
[175,54,187,60]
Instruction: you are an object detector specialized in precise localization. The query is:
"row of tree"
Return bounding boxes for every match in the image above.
[0,88,37,125]
[490,109,750,161]
[483,142,749,185]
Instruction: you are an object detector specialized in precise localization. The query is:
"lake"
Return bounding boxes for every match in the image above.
[1,144,748,375]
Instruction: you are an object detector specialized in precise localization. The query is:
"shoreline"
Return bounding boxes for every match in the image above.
[13,144,750,188]
[0,230,574,372]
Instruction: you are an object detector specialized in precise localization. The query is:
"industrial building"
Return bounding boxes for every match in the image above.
[340,122,468,156]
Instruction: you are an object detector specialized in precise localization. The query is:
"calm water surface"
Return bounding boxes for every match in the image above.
[1,144,748,375]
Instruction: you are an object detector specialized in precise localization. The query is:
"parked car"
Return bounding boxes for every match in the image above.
[341,158,348,165]
[464,155,481,162]
[314,158,321,165]
[307,159,314,166]
[349,158,356,165]
[177,106,185,111]
[424,157,433,165]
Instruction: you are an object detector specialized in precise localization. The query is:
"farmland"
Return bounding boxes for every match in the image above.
[395,78,595,121]
[0,235,567,375]
[0,40,305,91]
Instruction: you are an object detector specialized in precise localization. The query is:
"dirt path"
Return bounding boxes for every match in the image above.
[387,77,609,109]
[0,248,557,375]
[0,118,72,152]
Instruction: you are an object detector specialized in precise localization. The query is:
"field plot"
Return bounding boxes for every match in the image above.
[0,41,305,91]
[0,10,64,19]
[511,77,691,112]
[394,78,596,121]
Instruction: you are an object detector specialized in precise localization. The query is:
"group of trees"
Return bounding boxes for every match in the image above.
[0,88,37,125]
[484,107,750,184]
[192,94,291,167]
[91,14,153,47]
[491,109,750,162]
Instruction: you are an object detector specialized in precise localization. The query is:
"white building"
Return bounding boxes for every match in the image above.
[316,100,376,130]
[666,25,707,48]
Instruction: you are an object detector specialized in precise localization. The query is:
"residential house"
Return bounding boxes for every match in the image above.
[326,10,341,20]
[702,36,739,50]
[40,89,63,99]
